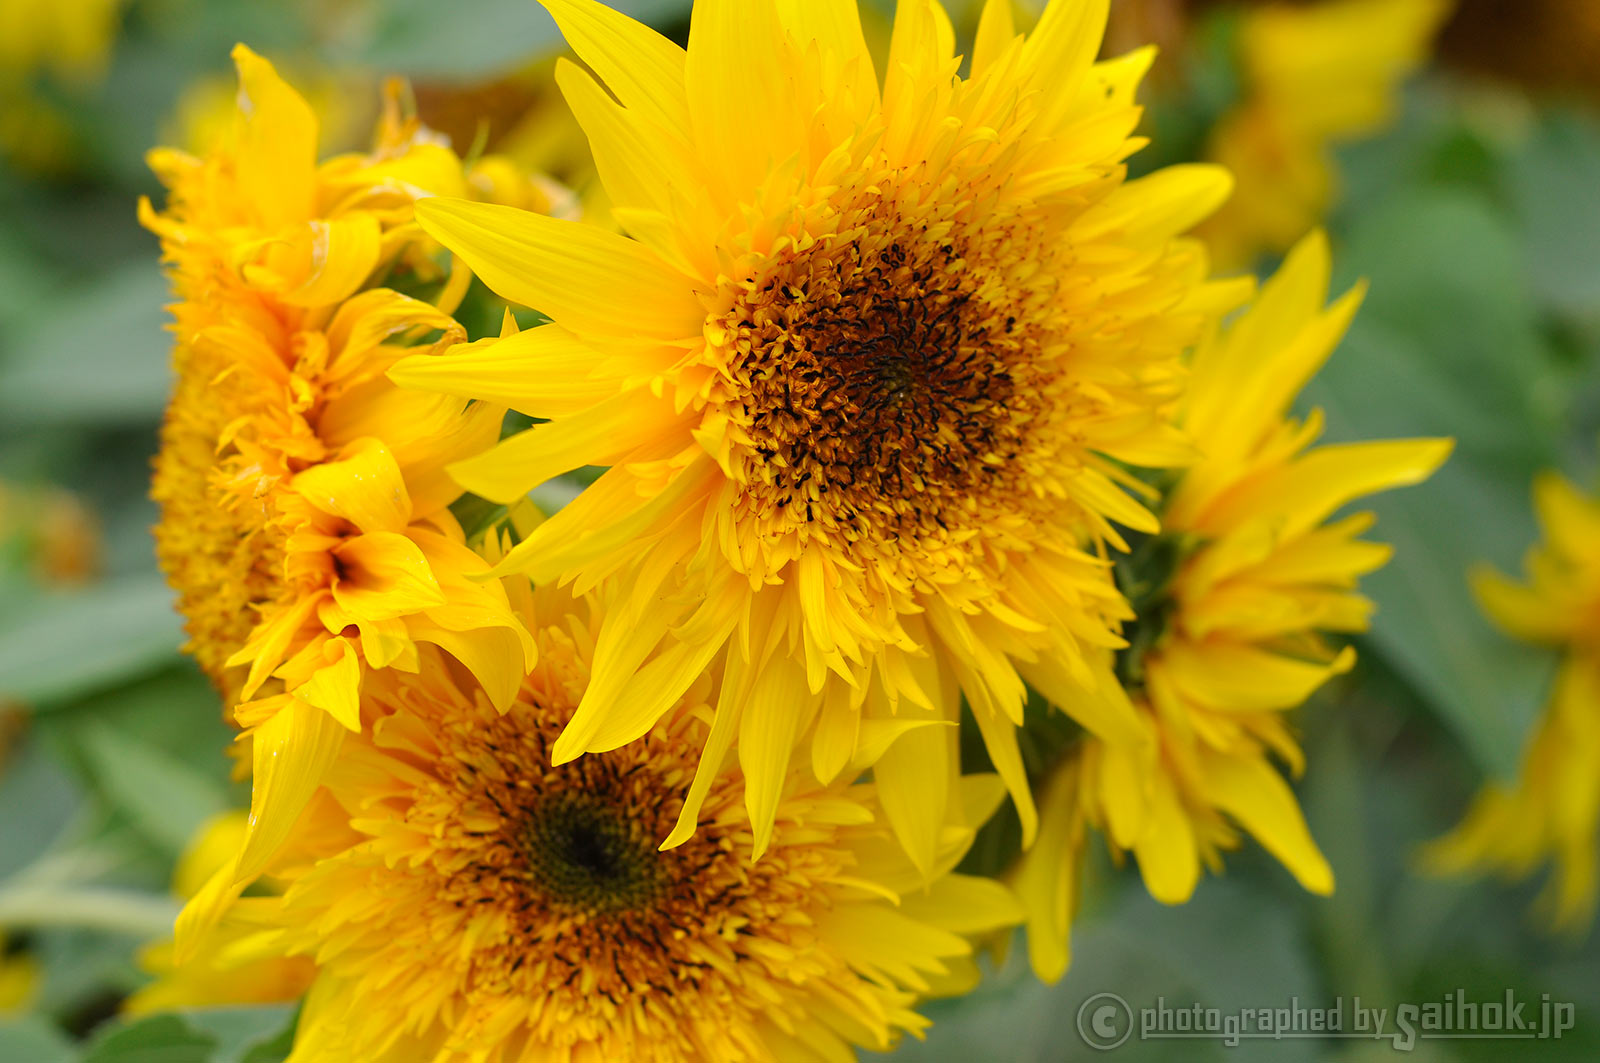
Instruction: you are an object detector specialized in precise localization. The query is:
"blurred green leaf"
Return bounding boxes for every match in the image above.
[0,576,182,706]
[878,881,1321,1063]
[40,666,230,771]
[182,1007,297,1063]
[1310,188,1561,776]
[81,1014,212,1063]
[72,720,227,856]
[0,737,83,881]
[1510,110,1600,319]
[0,263,172,427]
[358,0,687,79]
[0,1018,78,1063]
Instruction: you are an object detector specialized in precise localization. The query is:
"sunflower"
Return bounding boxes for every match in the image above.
[1013,232,1451,981]
[144,45,535,904]
[1199,0,1451,269]
[1425,473,1600,931]
[170,586,1018,1063]
[394,0,1247,870]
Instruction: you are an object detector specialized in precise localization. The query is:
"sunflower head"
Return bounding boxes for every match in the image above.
[193,589,1023,1062]
[144,45,534,712]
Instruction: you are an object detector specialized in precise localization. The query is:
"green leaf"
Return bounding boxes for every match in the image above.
[0,576,183,707]
[181,1007,297,1063]
[72,720,228,856]
[356,0,687,80]
[81,1014,213,1063]
[1510,110,1600,318]
[0,735,82,881]
[1308,188,1561,776]
[875,880,1321,1063]
[0,264,173,427]
[0,1018,78,1063]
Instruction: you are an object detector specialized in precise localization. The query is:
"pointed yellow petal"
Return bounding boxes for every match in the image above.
[415,197,700,341]
[540,0,690,134]
[739,654,810,860]
[1204,753,1334,895]
[663,652,748,850]
[292,637,362,731]
[1012,761,1087,984]
[1133,770,1201,904]
[230,44,316,230]
[873,715,952,877]
[447,389,688,503]
[972,0,1019,79]
[235,700,345,883]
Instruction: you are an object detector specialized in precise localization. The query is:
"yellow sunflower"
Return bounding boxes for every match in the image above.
[1201,0,1452,269]
[394,0,1247,870]
[1014,232,1451,981]
[144,45,535,914]
[1425,473,1600,931]
[168,586,1018,1063]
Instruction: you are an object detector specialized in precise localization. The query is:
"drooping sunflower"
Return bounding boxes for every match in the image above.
[1425,473,1600,931]
[394,0,1248,868]
[1200,0,1452,268]
[167,586,1018,1063]
[144,45,535,899]
[1013,232,1451,981]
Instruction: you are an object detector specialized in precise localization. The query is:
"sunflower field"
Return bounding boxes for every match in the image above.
[2,1,1599,1060]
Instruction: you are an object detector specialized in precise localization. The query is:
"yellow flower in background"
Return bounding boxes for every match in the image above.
[0,934,38,1017]
[0,481,101,586]
[125,811,316,1015]
[0,0,123,86]
[395,0,1247,871]
[180,588,1018,1063]
[1425,474,1600,931]
[0,0,124,172]
[1201,0,1452,269]
[143,44,536,930]
[1014,233,1451,982]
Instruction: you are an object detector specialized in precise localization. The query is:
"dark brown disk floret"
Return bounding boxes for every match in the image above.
[726,209,1040,544]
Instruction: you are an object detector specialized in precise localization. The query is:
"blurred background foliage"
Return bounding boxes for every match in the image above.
[1,0,1599,1059]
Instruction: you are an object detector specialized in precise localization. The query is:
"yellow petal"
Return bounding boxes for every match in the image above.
[899,874,1024,936]
[292,439,413,534]
[415,197,701,341]
[330,531,445,621]
[662,651,748,850]
[1201,438,1454,540]
[278,215,382,307]
[739,653,810,860]
[236,699,345,883]
[1011,760,1087,984]
[1132,770,1200,904]
[873,712,952,877]
[291,637,362,731]
[971,0,1019,80]
[540,0,690,135]
[1204,753,1334,895]
[448,388,689,503]
[231,44,316,230]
